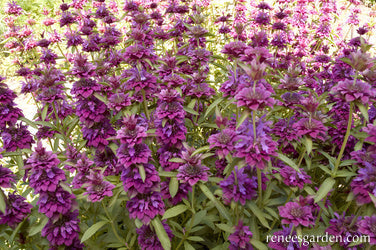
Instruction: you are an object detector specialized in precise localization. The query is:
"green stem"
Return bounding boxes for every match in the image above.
[252,111,257,142]
[102,202,128,249]
[257,168,262,206]
[333,103,353,177]
[141,89,150,120]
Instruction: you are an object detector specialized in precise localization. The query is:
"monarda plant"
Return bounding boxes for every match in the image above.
[1,0,376,249]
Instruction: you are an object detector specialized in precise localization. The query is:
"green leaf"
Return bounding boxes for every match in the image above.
[198,183,232,222]
[203,97,224,119]
[277,153,301,173]
[9,217,27,243]
[19,117,37,129]
[184,241,195,250]
[169,158,185,163]
[339,57,352,66]
[356,103,369,122]
[162,204,188,220]
[210,62,227,71]
[303,136,313,155]
[138,165,146,182]
[314,177,335,203]
[184,107,199,116]
[29,217,48,236]
[369,193,376,209]
[159,171,178,177]
[236,111,250,130]
[80,221,108,243]
[41,103,49,121]
[152,217,172,250]
[0,191,6,214]
[191,145,210,157]
[169,177,179,198]
[250,239,268,250]
[187,99,197,109]
[247,201,270,229]
[187,236,204,242]
[93,93,108,104]
[215,223,234,233]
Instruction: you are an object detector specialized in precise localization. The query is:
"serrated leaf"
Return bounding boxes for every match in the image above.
[162,205,188,220]
[277,153,301,173]
[198,183,232,222]
[169,158,185,163]
[0,191,6,214]
[204,97,224,119]
[314,177,335,203]
[187,236,204,242]
[236,111,249,129]
[356,103,369,122]
[41,103,49,121]
[184,106,199,116]
[19,117,37,129]
[152,217,172,250]
[215,223,234,233]
[304,136,313,155]
[169,177,179,198]
[247,201,270,229]
[184,241,195,250]
[93,93,108,104]
[81,221,108,243]
[250,239,268,250]
[191,145,210,156]
[29,217,48,236]
[138,165,146,182]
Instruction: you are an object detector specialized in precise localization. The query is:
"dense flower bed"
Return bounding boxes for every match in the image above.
[1,0,376,249]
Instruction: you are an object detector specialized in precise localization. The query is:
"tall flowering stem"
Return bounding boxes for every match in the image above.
[332,102,353,177]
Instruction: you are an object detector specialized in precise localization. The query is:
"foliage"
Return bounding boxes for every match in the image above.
[0,0,376,249]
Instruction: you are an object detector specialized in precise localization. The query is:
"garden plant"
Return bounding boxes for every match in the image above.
[1,0,376,249]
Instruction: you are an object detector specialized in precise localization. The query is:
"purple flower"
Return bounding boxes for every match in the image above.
[71,78,102,99]
[229,220,253,250]
[177,163,210,186]
[116,115,148,146]
[278,164,312,189]
[5,1,23,15]
[221,41,247,58]
[326,212,362,248]
[278,200,315,227]
[351,162,376,204]
[268,225,309,250]
[0,165,16,188]
[127,192,165,224]
[69,54,96,78]
[28,167,66,193]
[117,143,151,169]
[60,11,76,27]
[82,120,116,151]
[363,124,376,144]
[75,97,107,127]
[0,193,32,228]
[107,93,131,112]
[24,142,60,171]
[220,166,257,205]
[156,120,187,146]
[235,86,275,111]
[208,128,238,158]
[136,221,173,250]
[358,215,376,245]
[234,118,278,170]
[331,79,376,104]
[121,164,160,197]
[1,124,34,152]
[292,118,327,141]
[41,210,81,247]
[40,49,58,64]
[255,11,270,25]
[83,171,115,202]
[157,146,183,171]
[220,70,250,97]
[37,187,75,218]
